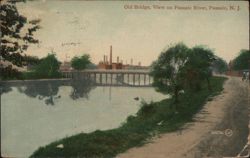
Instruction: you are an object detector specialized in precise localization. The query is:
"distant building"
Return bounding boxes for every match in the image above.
[60,61,72,71]
[98,45,145,70]
[98,45,123,70]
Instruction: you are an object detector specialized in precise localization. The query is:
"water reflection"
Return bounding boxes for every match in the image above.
[69,80,96,100]
[0,79,96,105]
[0,84,12,95]
[17,82,61,105]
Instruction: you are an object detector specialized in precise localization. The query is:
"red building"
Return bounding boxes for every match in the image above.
[98,45,123,70]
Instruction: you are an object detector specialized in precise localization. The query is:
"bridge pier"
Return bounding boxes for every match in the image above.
[138,74,140,85]
[110,73,113,84]
[144,74,146,85]
[106,73,108,84]
[133,74,135,85]
[61,70,152,87]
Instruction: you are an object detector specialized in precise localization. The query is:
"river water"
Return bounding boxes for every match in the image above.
[0,80,166,157]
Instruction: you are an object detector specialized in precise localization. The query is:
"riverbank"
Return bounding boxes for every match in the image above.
[30,76,227,158]
[118,76,249,158]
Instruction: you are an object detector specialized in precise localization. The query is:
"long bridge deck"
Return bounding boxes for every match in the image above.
[62,69,150,74]
[61,69,153,87]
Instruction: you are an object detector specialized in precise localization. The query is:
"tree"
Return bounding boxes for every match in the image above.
[71,54,91,70]
[233,50,250,70]
[212,57,228,74]
[34,53,61,78]
[1,0,40,66]
[150,43,216,107]
[184,46,215,91]
[150,43,189,104]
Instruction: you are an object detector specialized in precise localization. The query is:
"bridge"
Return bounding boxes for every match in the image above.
[61,69,153,87]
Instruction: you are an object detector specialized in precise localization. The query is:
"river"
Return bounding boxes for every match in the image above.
[0,80,167,157]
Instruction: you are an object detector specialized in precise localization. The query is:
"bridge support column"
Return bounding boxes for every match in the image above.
[94,73,96,83]
[122,74,124,85]
[100,73,102,84]
[133,74,135,85]
[106,73,108,84]
[144,74,146,85]
[127,74,129,83]
[138,74,140,85]
[111,73,113,84]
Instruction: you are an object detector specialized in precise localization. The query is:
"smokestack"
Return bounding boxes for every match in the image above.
[103,55,105,63]
[131,58,133,65]
[121,60,123,64]
[110,45,112,64]
[117,56,119,63]
[138,62,141,66]
[107,56,109,63]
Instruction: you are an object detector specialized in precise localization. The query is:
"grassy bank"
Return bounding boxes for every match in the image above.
[30,76,227,158]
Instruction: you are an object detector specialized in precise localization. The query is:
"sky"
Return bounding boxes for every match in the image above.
[17,0,249,66]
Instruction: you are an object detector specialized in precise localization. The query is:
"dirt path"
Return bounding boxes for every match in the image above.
[117,77,249,158]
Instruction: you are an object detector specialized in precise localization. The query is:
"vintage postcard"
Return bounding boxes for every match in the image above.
[0,0,249,158]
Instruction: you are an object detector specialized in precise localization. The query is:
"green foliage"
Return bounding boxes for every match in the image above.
[150,43,190,102]
[30,77,227,158]
[150,43,216,103]
[212,57,228,74]
[29,53,61,79]
[183,45,215,91]
[0,66,23,80]
[71,54,91,70]
[233,50,250,70]
[23,55,40,66]
[0,1,40,67]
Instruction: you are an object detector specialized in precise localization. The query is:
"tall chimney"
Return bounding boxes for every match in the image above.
[106,56,108,63]
[110,45,112,65]
[103,55,105,63]
[131,58,133,66]
[117,56,119,63]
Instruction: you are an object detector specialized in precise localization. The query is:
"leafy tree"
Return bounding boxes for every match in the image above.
[71,54,91,70]
[184,46,215,91]
[33,53,61,78]
[150,43,189,104]
[150,43,216,107]
[233,49,250,70]
[0,0,40,66]
[212,57,228,74]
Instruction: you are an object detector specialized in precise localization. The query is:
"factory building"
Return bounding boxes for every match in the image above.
[98,45,147,70]
[98,45,123,69]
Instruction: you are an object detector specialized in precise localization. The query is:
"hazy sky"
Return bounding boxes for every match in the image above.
[17,0,249,66]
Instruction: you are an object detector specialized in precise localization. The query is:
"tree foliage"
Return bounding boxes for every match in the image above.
[71,54,91,70]
[150,43,190,103]
[33,53,61,78]
[0,0,40,66]
[233,49,250,70]
[184,46,215,90]
[150,43,216,105]
[212,57,228,74]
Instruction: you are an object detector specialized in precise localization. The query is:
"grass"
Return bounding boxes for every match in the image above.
[30,76,227,158]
